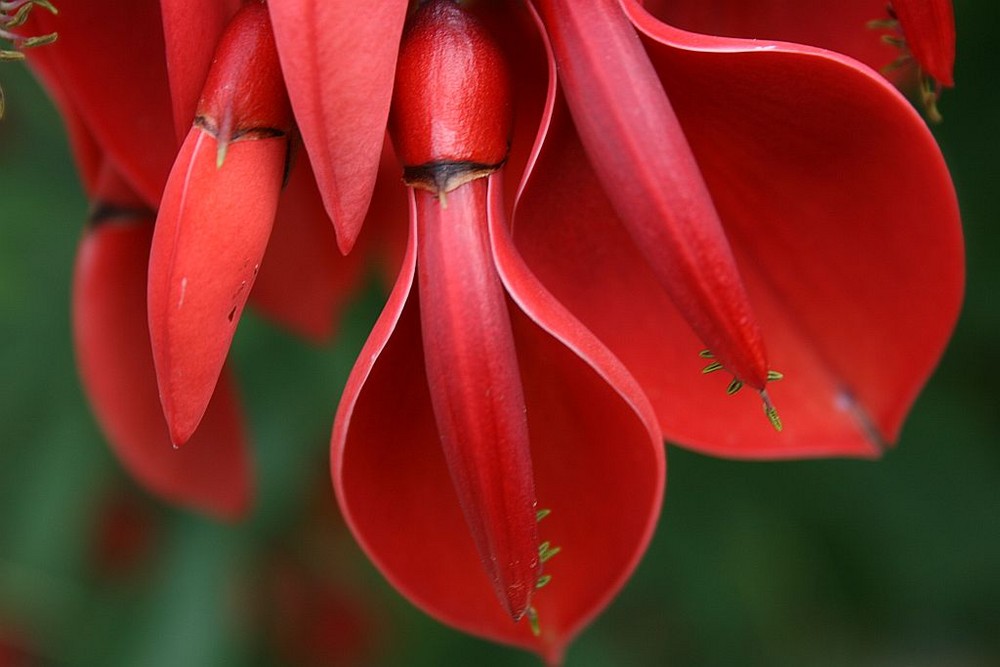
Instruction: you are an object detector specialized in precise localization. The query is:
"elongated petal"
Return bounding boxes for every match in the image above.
[891,0,956,86]
[74,208,251,519]
[148,128,286,445]
[332,177,663,661]
[250,151,367,342]
[268,0,408,253]
[415,179,540,622]
[24,0,175,205]
[537,0,772,398]
[514,6,963,458]
[160,0,242,141]
[642,0,895,73]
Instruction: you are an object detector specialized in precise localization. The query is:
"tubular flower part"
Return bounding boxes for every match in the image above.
[148,1,292,446]
[515,0,963,458]
[333,1,662,661]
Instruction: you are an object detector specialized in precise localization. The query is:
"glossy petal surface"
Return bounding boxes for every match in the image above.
[74,219,252,520]
[515,6,963,458]
[268,0,408,253]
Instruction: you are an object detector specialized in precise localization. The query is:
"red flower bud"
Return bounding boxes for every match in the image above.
[390,0,512,193]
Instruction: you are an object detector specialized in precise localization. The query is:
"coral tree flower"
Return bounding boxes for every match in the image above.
[22,0,378,514]
[514,0,963,458]
[332,1,662,661]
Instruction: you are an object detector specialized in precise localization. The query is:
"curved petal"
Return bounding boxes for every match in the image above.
[148,128,286,445]
[24,0,175,206]
[160,0,242,141]
[640,0,895,74]
[73,211,252,520]
[515,9,962,458]
[268,0,408,253]
[332,182,663,661]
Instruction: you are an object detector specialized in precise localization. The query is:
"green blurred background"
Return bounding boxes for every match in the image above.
[1,2,997,665]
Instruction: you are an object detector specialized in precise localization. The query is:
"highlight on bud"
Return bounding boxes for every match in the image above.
[1,0,58,118]
[148,0,291,446]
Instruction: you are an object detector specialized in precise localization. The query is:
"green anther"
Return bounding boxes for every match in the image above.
[527,607,541,637]
[0,49,25,60]
[540,544,561,564]
[698,349,715,359]
[767,370,784,382]
[20,32,56,48]
[726,378,743,395]
[701,361,724,374]
[765,406,783,432]
[536,574,552,589]
[535,508,551,522]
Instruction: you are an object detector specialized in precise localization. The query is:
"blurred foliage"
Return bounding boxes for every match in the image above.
[1,1,998,665]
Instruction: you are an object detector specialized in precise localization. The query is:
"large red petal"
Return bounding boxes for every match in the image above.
[24,0,175,206]
[74,215,252,520]
[640,0,895,74]
[148,128,286,445]
[332,181,663,661]
[514,10,962,458]
[268,0,408,253]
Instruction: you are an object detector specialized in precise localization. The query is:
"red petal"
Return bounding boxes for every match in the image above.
[641,0,896,74]
[160,0,242,141]
[268,0,408,253]
[74,210,252,519]
[148,128,286,445]
[24,0,175,206]
[514,7,963,458]
[332,177,663,660]
[891,0,956,87]
[250,151,367,342]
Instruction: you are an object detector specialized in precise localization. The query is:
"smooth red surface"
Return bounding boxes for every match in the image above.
[892,0,956,86]
[515,0,964,458]
[148,128,286,446]
[332,174,664,662]
[268,0,408,253]
[390,0,512,169]
[74,218,251,520]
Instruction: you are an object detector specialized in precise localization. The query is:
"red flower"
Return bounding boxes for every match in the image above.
[332,2,662,660]
[514,0,963,458]
[20,0,963,661]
